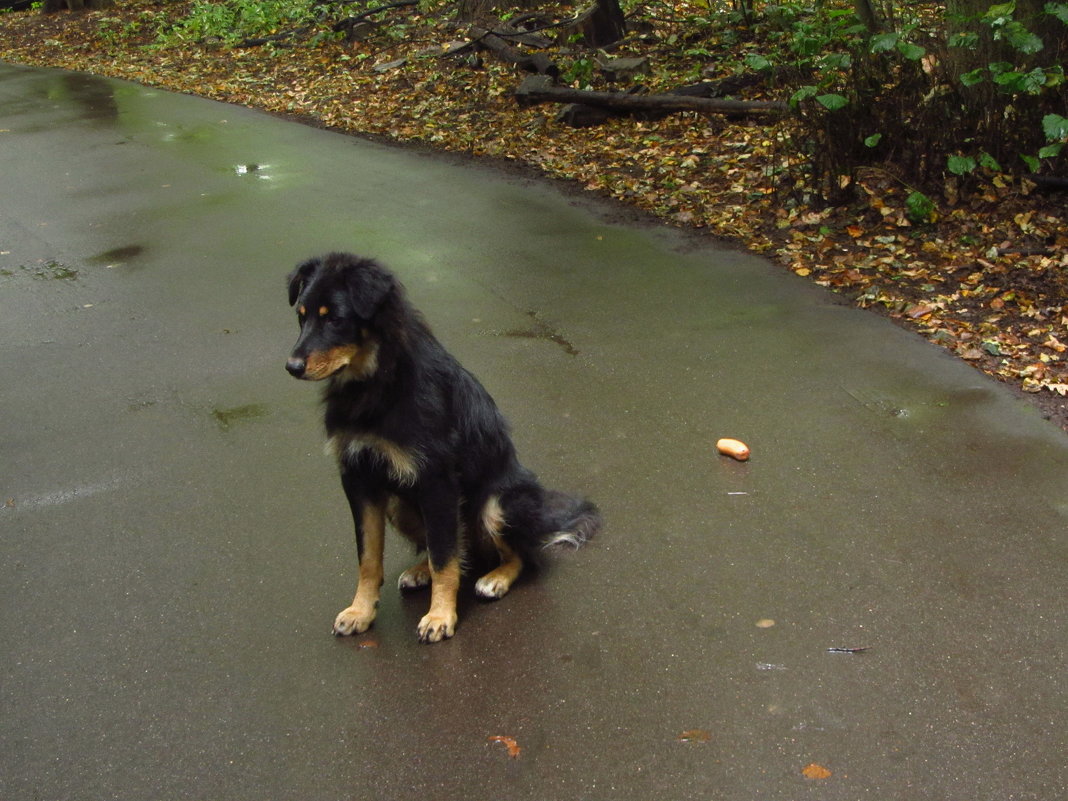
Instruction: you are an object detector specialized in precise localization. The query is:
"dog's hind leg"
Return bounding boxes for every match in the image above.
[474,540,523,599]
[474,495,524,599]
[388,497,432,591]
[333,477,386,636]
[398,557,432,590]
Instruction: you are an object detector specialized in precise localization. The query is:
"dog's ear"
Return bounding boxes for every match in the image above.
[345,259,396,321]
[287,259,319,306]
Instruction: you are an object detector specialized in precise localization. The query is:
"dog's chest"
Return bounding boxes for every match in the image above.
[326,430,422,486]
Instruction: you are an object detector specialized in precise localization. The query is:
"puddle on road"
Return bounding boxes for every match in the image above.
[160,123,216,144]
[841,385,968,422]
[496,310,579,356]
[86,244,145,267]
[211,403,270,431]
[233,162,271,179]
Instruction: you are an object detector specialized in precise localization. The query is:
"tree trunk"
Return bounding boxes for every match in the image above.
[457,0,537,23]
[42,0,112,11]
[569,0,626,48]
[853,0,881,33]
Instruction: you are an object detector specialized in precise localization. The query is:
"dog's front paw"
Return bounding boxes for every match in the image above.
[416,611,457,643]
[333,604,376,636]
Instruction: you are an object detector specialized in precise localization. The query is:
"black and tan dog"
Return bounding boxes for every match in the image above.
[286,253,600,643]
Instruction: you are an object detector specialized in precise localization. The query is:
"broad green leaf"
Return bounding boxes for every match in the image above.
[864,133,883,147]
[1042,113,1068,140]
[960,68,987,86]
[870,32,898,53]
[1021,67,1048,93]
[905,191,935,224]
[984,1,1017,22]
[816,94,849,110]
[820,53,852,70]
[789,85,818,108]
[947,155,978,175]
[1020,154,1041,171]
[1038,143,1064,157]
[979,152,1002,171]
[1046,2,1068,24]
[1005,23,1044,54]
[744,53,772,71]
[993,70,1025,91]
[896,41,926,60]
[950,31,980,48]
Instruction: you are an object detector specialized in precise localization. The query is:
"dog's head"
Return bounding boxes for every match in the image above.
[285,253,396,381]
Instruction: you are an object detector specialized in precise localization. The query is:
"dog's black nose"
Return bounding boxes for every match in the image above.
[286,356,306,377]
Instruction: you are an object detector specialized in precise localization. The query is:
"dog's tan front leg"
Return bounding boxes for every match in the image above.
[416,557,461,643]
[333,503,385,636]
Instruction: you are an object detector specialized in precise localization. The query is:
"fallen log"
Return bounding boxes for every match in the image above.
[480,20,555,49]
[515,75,788,116]
[557,73,776,127]
[1028,174,1068,191]
[470,27,558,76]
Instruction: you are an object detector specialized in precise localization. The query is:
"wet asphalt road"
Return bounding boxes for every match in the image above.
[2,62,1067,800]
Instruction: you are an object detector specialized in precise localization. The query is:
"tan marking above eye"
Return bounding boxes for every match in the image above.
[319,306,329,317]
[298,305,306,316]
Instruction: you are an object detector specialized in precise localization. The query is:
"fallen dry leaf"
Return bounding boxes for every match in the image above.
[802,762,832,780]
[676,729,712,743]
[488,735,521,759]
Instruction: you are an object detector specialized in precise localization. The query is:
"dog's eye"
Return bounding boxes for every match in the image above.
[323,308,348,326]
[316,305,344,325]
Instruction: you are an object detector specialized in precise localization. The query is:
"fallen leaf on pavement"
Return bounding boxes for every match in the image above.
[676,729,711,742]
[488,735,521,758]
[802,762,832,779]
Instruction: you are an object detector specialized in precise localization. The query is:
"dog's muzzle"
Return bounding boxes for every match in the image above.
[285,356,306,378]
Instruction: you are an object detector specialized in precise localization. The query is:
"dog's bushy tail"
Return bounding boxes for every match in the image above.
[540,490,601,549]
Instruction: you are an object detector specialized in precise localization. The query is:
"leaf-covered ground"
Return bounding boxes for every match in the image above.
[1,1,1066,431]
